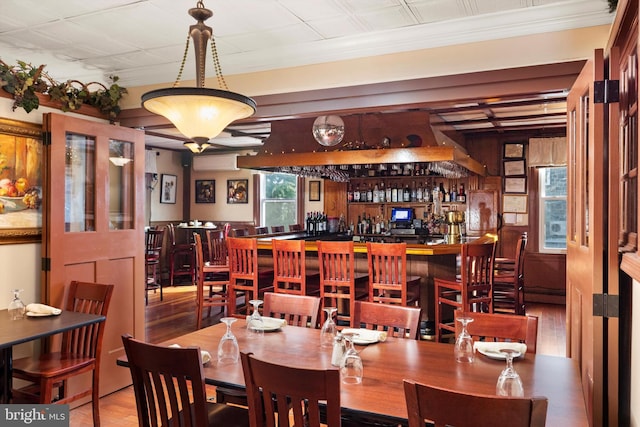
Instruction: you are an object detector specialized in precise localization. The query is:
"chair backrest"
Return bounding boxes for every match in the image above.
[62,281,114,358]
[228,237,259,281]
[317,240,357,327]
[460,241,495,311]
[454,311,539,353]
[254,226,268,235]
[232,228,249,237]
[515,232,527,284]
[263,292,320,328]
[122,334,210,427]
[271,225,285,233]
[289,223,303,232]
[366,241,409,305]
[272,239,307,295]
[403,380,548,427]
[241,351,341,427]
[206,229,228,266]
[353,301,421,340]
[145,227,164,257]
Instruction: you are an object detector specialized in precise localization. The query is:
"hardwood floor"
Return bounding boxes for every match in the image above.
[70,285,566,426]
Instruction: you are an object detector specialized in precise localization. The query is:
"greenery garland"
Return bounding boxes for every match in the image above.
[0,59,127,120]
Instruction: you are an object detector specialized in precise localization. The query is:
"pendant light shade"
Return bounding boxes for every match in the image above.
[141,1,256,154]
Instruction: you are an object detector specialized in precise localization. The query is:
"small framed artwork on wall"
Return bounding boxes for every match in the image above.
[503,142,525,159]
[503,159,526,176]
[309,180,321,201]
[503,177,527,194]
[195,179,215,203]
[160,174,177,204]
[227,179,248,204]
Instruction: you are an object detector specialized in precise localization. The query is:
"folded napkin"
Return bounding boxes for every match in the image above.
[246,316,287,330]
[168,344,211,364]
[341,328,387,343]
[25,303,62,315]
[474,341,527,356]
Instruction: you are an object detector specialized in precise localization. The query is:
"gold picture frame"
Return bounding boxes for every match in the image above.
[0,118,43,244]
[309,180,321,201]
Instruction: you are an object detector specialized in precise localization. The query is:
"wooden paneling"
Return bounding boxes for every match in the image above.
[524,252,566,304]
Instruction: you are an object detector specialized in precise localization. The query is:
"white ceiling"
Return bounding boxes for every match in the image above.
[0,0,615,150]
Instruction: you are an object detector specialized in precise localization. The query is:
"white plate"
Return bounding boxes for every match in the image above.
[476,347,523,360]
[26,311,61,317]
[341,328,381,345]
[248,317,286,332]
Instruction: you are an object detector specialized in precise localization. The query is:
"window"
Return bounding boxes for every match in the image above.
[538,167,567,252]
[259,172,298,228]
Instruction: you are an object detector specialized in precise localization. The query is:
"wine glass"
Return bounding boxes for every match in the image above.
[8,289,26,320]
[496,349,524,397]
[247,299,264,338]
[217,317,239,364]
[320,307,338,348]
[454,315,474,363]
[340,332,363,384]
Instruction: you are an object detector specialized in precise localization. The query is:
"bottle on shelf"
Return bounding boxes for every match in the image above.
[458,183,466,203]
[391,183,398,202]
[366,183,373,202]
[379,181,385,203]
[353,184,360,202]
[411,181,417,202]
[416,182,423,203]
[385,182,392,202]
[373,182,380,203]
[403,184,410,202]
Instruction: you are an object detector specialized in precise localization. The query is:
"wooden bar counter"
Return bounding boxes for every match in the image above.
[252,231,470,334]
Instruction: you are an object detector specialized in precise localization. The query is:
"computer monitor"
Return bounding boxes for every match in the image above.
[391,207,413,222]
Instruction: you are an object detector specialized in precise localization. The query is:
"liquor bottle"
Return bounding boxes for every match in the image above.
[391,184,398,202]
[347,184,353,203]
[416,183,423,203]
[458,183,466,203]
[373,183,380,203]
[411,181,417,202]
[366,183,373,202]
[403,184,410,202]
[379,181,385,202]
[353,184,360,202]
[360,185,367,202]
[385,182,392,203]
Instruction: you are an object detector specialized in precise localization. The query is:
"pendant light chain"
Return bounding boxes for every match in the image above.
[172,34,191,88]
[210,35,229,91]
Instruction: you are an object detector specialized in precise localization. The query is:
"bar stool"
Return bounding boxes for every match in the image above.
[145,227,164,305]
[289,223,303,232]
[272,239,320,296]
[166,223,195,286]
[493,232,527,315]
[317,240,368,328]
[271,225,285,233]
[254,226,268,235]
[227,237,274,317]
[434,241,496,342]
[366,241,421,306]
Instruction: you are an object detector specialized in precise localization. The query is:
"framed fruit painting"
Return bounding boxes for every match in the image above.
[0,118,43,244]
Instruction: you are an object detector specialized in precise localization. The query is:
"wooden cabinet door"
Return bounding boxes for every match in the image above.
[466,190,498,236]
[323,180,347,219]
[42,113,146,403]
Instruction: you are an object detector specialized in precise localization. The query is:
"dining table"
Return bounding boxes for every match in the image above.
[0,309,106,403]
[117,319,588,426]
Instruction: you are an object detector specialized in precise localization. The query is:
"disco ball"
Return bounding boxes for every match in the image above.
[312,115,345,147]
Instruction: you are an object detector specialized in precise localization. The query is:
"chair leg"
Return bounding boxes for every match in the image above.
[92,369,100,427]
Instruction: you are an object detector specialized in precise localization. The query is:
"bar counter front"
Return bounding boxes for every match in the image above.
[253,231,476,327]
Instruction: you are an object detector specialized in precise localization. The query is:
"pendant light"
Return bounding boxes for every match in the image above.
[141,1,256,154]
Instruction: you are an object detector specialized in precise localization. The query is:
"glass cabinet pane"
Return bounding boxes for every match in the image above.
[109,140,134,230]
[65,133,96,232]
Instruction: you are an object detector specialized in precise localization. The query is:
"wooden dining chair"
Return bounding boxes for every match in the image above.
[434,241,496,342]
[317,240,368,328]
[366,241,421,306]
[272,239,320,296]
[193,233,230,329]
[121,335,249,427]
[271,225,285,233]
[253,226,268,235]
[263,292,321,328]
[167,223,195,286]
[289,223,303,232]
[145,227,164,305]
[454,311,539,353]
[232,228,249,237]
[241,351,341,427]
[493,232,527,315]
[353,300,421,340]
[404,380,548,427]
[12,281,114,427]
[228,237,274,317]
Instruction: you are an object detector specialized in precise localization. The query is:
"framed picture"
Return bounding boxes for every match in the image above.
[195,179,215,203]
[503,177,527,194]
[503,194,528,213]
[503,159,526,176]
[160,174,177,204]
[227,179,248,204]
[0,118,43,244]
[503,142,525,159]
[309,180,321,201]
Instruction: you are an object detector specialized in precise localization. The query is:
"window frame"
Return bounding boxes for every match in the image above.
[537,166,567,254]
